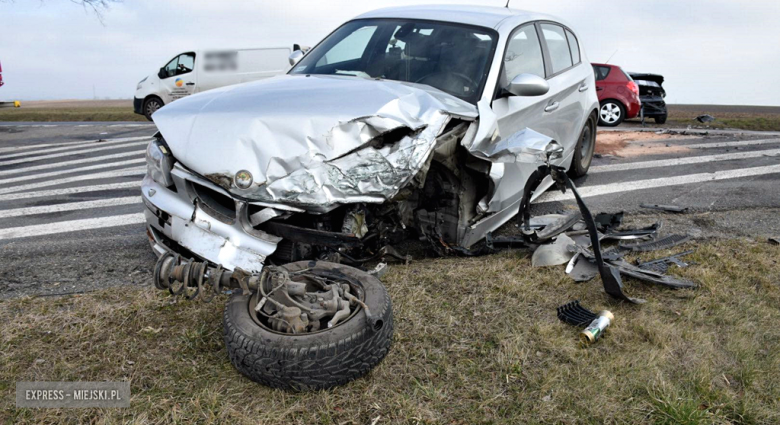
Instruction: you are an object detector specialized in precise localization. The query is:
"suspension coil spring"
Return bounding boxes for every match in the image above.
[153,252,228,302]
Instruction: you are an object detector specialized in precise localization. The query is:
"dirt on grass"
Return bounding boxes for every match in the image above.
[596,130,693,157]
[2,238,780,424]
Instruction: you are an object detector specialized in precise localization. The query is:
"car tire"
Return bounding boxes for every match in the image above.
[569,114,597,177]
[143,97,163,121]
[598,101,625,127]
[655,115,668,125]
[223,261,394,391]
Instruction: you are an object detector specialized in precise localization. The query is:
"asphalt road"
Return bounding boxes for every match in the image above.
[1,122,779,298]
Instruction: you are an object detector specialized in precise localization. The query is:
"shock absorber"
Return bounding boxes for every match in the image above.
[152,252,256,302]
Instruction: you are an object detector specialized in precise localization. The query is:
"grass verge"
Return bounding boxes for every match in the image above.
[2,239,780,424]
[0,107,145,122]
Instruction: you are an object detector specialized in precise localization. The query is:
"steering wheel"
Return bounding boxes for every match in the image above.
[416,71,478,96]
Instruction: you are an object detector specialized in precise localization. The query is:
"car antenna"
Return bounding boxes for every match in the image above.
[605,49,619,64]
[505,0,511,8]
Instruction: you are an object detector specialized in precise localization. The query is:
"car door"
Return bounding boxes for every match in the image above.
[159,52,197,104]
[488,23,558,212]
[537,23,588,158]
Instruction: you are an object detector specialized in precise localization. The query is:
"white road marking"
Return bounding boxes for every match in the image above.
[683,138,780,149]
[0,181,140,202]
[0,150,144,177]
[0,135,149,157]
[0,139,147,165]
[0,196,141,219]
[0,167,145,195]
[537,164,780,203]
[0,158,145,186]
[591,148,780,174]
[0,213,146,241]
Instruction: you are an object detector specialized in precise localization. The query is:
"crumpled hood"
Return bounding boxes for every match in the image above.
[153,74,477,206]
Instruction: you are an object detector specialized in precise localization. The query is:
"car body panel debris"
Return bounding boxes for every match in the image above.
[696,114,716,123]
[640,204,689,213]
[532,234,576,267]
[595,211,624,233]
[566,253,599,282]
[637,250,694,274]
[601,223,662,241]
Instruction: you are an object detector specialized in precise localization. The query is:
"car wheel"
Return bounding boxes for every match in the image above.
[598,101,625,127]
[569,115,596,177]
[655,115,668,125]
[143,97,163,121]
[223,261,394,391]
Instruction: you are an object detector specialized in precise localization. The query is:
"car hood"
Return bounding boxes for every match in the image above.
[153,74,477,207]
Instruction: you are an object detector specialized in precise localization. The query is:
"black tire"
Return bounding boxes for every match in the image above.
[655,115,668,125]
[598,100,625,127]
[569,114,596,177]
[223,261,393,391]
[143,97,163,121]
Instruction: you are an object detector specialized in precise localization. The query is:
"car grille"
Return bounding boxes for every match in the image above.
[190,181,237,223]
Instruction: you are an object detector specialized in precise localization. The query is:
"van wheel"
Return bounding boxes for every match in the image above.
[570,115,596,177]
[598,101,625,127]
[143,97,163,121]
[223,261,394,391]
[655,115,668,125]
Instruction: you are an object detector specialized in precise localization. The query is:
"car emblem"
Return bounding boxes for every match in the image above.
[234,170,253,189]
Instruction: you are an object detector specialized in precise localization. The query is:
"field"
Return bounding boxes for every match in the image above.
[3,238,780,424]
[2,101,780,132]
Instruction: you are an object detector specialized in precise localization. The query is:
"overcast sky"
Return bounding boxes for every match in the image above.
[1,0,779,105]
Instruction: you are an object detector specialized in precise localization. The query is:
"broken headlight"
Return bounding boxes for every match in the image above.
[146,140,174,187]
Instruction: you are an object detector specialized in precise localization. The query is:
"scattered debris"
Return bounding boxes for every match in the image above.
[619,234,692,252]
[696,114,716,123]
[636,250,694,274]
[640,204,689,213]
[368,262,389,279]
[595,212,624,233]
[535,212,582,242]
[557,300,597,327]
[610,260,696,289]
[532,234,576,267]
[602,223,662,241]
[769,237,780,246]
[566,254,599,282]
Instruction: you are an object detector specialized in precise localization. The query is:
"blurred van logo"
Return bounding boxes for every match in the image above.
[175,78,184,87]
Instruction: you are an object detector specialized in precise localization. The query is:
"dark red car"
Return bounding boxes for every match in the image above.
[592,63,641,126]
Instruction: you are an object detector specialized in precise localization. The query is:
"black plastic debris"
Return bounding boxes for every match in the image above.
[595,212,624,233]
[640,204,689,213]
[696,114,716,123]
[769,237,780,246]
[535,212,582,242]
[637,250,694,274]
[557,301,597,327]
[566,254,599,282]
[620,234,692,252]
[611,260,696,289]
[601,223,662,241]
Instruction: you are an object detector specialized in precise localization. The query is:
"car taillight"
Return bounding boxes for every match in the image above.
[628,81,639,96]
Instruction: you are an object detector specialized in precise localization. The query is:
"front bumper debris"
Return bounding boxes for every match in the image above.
[142,165,281,273]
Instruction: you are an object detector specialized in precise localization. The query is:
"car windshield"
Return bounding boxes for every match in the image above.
[290,19,497,104]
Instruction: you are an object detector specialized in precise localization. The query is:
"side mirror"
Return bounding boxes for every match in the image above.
[288,50,305,67]
[158,68,167,79]
[506,73,549,97]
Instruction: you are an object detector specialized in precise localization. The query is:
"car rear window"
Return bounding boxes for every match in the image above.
[593,65,610,81]
[565,30,580,64]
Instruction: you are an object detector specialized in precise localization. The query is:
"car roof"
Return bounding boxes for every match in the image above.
[354,5,560,30]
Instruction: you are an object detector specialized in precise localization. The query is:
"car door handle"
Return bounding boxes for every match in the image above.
[544,102,560,113]
[579,84,589,92]
[186,82,195,86]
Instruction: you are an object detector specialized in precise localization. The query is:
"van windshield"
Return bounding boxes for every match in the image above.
[290,19,497,104]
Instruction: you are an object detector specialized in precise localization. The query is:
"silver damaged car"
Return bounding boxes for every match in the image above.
[142,5,599,391]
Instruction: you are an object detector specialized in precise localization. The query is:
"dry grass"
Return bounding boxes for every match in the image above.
[0,106,144,122]
[2,239,780,424]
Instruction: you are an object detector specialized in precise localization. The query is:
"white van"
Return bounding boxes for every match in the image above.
[134,47,292,120]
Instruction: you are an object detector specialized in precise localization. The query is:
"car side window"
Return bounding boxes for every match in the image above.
[593,65,611,81]
[565,30,580,64]
[540,24,573,75]
[162,53,195,79]
[503,24,545,85]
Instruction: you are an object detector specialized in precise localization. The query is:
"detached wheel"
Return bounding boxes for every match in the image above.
[143,97,163,121]
[223,261,393,391]
[599,101,625,127]
[655,114,668,125]
[569,115,596,177]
